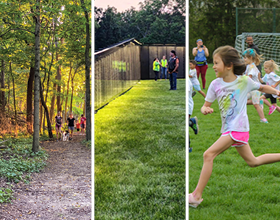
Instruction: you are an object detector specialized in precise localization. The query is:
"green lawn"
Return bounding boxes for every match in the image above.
[189,64,280,219]
[95,79,185,220]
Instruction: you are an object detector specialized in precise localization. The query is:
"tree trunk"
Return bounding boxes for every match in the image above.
[40,81,53,139]
[81,0,91,141]
[70,67,78,113]
[32,0,41,152]
[64,64,72,122]
[27,66,35,134]
[10,63,17,137]
[0,60,5,113]
[49,83,56,124]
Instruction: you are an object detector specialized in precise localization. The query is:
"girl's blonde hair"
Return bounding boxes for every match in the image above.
[213,45,246,75]
[242,48,263,66]
[264,59,279,72]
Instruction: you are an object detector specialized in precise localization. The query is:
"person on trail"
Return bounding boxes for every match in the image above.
[67,113,76,140]
[168,50,179,90]
[80,114,86,135]
[76,120,81,135]
[55,111,62,141]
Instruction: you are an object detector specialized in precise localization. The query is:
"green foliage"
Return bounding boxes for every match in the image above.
[95,0,185,50]
[189,0,280,63]
[0,137,48,203]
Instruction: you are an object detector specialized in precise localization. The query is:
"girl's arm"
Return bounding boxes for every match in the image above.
[272,80,280,88]
[201,101,214,115]
[259,84,280,96]
[258,72,264,84]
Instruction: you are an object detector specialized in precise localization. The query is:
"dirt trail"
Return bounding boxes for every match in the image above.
[0,134,91,220]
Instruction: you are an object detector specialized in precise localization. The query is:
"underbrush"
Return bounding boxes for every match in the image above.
[0,137,48,203]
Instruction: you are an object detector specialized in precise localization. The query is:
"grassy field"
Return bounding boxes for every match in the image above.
[95,79,185,220]
[189,64,280,219]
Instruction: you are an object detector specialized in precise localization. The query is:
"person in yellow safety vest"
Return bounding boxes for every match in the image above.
[153,58,162,81]
[160,55,168,80]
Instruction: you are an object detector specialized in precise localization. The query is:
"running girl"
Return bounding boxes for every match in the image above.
[189,60,206,98]
[260,60,280,114]
[243,48,268,123]
[189,46,280,208]
[55,111,62,141]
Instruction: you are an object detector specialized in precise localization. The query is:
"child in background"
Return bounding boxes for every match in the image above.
[260,60,280,114]
[189,45,280,208]
[189,60,206,98]
[80,114,86,135]
[188,78,199,153]
[243,48,268,123]
[153,58,161,81]
[76,120,81,135]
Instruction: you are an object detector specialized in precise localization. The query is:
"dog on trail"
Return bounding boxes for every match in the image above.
[61,130,70,141]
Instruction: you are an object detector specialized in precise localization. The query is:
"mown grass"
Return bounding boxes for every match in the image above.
[0,137,48,203]
[189,64,280,219]
[95,79,185,220]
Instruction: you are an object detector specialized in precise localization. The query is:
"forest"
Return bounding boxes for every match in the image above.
[94,0,186,50]
[0,0,91,150]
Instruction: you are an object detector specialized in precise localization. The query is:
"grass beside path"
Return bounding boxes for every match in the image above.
[95,79,185,220]
[189,64,280,219]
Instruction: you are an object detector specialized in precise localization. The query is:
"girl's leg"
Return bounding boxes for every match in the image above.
[236,144,280,167]
[272,103,280,113]
[191,135,235,200]
[56,126,59,140]
[253,104,265,120]
[247,99,253,105]
[198,90,206,98]
[263,99,272,107]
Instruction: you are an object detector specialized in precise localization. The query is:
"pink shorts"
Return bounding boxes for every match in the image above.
[221,131,249,147]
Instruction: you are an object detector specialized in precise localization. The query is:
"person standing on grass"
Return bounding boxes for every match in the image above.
[189,45,280,208]
[153,58,161,81]
[168,50,179,90]
[246,35,262,76]
[67,113,76,140]
[192,39,209,89]
[260,59,280,114]
[189,60,206,98]
[242,48,268,123]
[80,114,86,135]
[160,55,168,80]
[55,111,62,141]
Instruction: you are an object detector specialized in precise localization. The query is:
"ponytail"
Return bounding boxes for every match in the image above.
[242,48,263,66]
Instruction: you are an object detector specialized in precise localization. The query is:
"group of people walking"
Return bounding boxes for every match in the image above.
[153,50,179,90]
[55,111,87,141]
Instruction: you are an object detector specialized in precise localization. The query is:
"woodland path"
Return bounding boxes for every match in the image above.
[0,134,91,220]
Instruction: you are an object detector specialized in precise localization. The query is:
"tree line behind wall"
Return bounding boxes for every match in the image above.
[95,0,186,51]
[189,0,280,63]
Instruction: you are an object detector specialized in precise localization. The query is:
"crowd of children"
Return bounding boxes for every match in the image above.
[189,45,280,208]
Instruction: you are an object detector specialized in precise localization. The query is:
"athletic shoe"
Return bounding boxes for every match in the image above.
[260,99,264,109]
[192,91,196,97]
[268,105,276,115]
[190,116,199,135]
[189,193,203,208]
[260,118,268,123]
